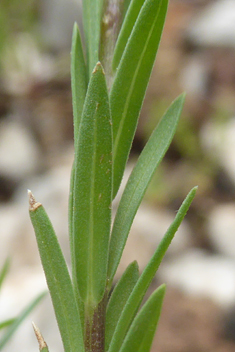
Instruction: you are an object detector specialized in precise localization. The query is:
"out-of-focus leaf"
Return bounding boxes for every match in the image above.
[108,187,197,352]
[0,318,15,330]
[0,258,10,290]
[105,261,139,350]
[73,62,112,305]
[108,94,185,283]
[29,192,85,352]
[119,285,165,352]
[110,0,168,198]
[0,292,46,350]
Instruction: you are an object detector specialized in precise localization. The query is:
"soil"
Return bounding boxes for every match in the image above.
[152,286,235,352]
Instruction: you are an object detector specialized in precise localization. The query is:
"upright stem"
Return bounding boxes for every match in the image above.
[100,0,125,89]
[84,292,108,352]
[84,2,124,351]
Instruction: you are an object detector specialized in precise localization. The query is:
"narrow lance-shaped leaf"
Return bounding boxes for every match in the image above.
[71,22,88,142]
[0,257,10,290]
[68,165,85,330]
[108,94,185,283]
[69,22,87,323]
[82,0,104,76]
[28,192,85,352]
[0,292,46,350]
[68,164,76,287]
[112,0,146,70]
[110,0,168,197]
[70,24,87,228]
[119,285,166,352]
[73,62,112,305]
[108,187,197,352]
[0,319,15,331]
[105,261,139,350]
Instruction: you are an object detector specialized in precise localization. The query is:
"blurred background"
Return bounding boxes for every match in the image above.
[1,0,235,351]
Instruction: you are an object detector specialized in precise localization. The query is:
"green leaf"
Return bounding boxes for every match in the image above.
[108,187,197,352]
[119,285,165,352]
[113,0,145,70]
[110,0,168,198]
[73,62,112,306]
[0,292,46,350]
[123,0,132,19]
[68,164,85,330]
[68,163,75,277]
[0,257,10,290]
[108,94,185,283]
[28,192,85,352]
[69,21,88,331]
[105,261,139,350]
[69,23,87,280]
[41,347,49,352]
[0,318,15,330]
[71,22,88,142]
[82,0,104,76]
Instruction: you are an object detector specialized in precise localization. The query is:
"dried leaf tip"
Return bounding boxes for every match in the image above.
[92,61,104,74]
[28,190,42,211]
[32,322,47,350]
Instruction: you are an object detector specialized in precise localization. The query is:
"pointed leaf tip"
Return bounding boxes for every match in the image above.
[92,61,104,74]
[28,190,41,211]
[32,322,48,351]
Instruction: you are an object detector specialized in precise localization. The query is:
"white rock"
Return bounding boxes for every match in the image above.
[40,0,83,51]
[112,162,192,277]
[200,118,235,186]
[133,204,192,255]
[180,53,209,97]
[112,161,135,210]
[187,0,235,48]
[0,154,73,351]
[0,145,73,269]
[14,154,73,265]
[0,268,63,352]
[0,119,41,180]
[159,249,235,308]
[1,33,54,95]
[207,203,235,258]
[0,204,23,267]
[116,202,192,277]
